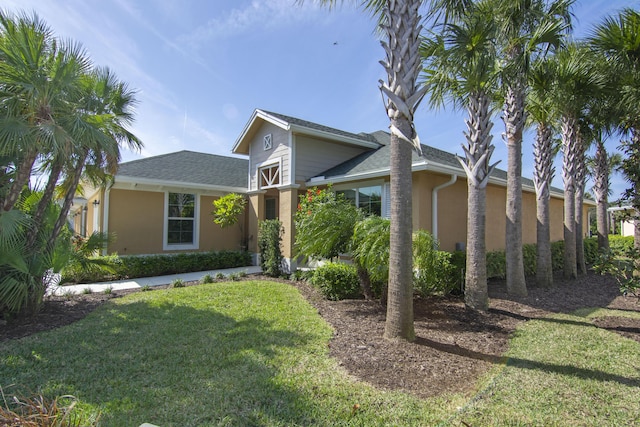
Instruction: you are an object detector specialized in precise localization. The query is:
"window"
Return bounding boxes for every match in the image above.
[265,198,277,220]
[263,134,272,150]
[259,163,281,188]
[358,186,382,216]
[337,185,383,217]
[167,192,196,247]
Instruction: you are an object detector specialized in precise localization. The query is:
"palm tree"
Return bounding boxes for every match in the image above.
[491,0,573,296]
[546,43,603,279]
[528,57,557,287]
[423,0,500,311]
[302,0,428,340]
[589,8,640,250]
[0,11,91,212]
[45,67,141,254]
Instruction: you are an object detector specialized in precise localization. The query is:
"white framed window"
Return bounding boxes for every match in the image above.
[259,162,281,189]
[337,184,384,217]
[263,134,272,151]
[164,192,199,250]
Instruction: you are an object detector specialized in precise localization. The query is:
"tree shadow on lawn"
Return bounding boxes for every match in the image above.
[415,335,640,389]
[1,298,329,426]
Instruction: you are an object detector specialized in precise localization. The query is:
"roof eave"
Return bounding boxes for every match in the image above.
[289,124,380,149]
[115,175,247,194]
[232,109,291,154]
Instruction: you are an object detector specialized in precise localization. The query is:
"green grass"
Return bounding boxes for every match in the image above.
[1,282,639,426]
[453,308,640,426]
[0,281,460,426]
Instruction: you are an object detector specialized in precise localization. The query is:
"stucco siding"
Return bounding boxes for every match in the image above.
[199,195,244,252]
[433,178,469,252]
[249,122,290,190]
[295,135,367,183]
[108,189,165,255]
[107,189,243,255]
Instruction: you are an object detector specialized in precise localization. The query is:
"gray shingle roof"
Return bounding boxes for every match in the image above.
[261,110,380,145]
[317,131,550,191]
[117,150,248,188]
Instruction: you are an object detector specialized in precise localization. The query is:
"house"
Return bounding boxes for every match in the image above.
[70,151,248,255]
[608,205,638,237]
[232,109,592,270]
[71,109,592,267]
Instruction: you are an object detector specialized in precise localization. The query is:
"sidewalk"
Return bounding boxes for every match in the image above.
[48,265,262,296]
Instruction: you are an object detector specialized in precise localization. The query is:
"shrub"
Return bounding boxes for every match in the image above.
[201,274,214,284]
[583,237,599,265]
[103,286,113,295]
[412,230,457,296]
[609,235,635,256]
[522,244,537,276]
[228,272,242,281]
[551,240,565,271]
[215,272,225,280]
[61,250,251,284]
[170,279,184,288]
[290,269,314,282]
[258,220,284,277]
[486,250,506,279]
[295,186,361,261]
[351,216,390,284]
[212,193,246,228]
[311,262,361,301]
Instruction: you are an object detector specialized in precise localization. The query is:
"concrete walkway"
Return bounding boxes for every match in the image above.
[48,265,262,296]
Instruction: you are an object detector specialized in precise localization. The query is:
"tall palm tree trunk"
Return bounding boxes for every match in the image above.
[2,150,37,211]
[593,140,610,251]
[384,120,415,340]
[562,115,579,279]
[533,122,554,287]
[47,150,88,253]
[460,93,497,312]
[574,142,587,275]
[503,79,527,296]
[380,0,425,342]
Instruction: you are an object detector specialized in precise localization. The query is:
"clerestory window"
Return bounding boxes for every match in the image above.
[259,163,281,189]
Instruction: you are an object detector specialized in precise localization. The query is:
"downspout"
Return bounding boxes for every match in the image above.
[432,174,457,242]
[102,186,111,256]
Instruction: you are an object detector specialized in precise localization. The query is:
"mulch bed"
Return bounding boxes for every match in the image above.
[1,272,638,399]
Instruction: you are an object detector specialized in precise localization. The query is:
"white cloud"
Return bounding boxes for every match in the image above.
[178,0,327,49]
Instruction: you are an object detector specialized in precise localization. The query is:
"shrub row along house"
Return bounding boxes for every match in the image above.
[70,109,593,269]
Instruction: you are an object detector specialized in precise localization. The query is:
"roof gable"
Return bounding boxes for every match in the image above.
[232,109,381,154]
[116,150,248,190]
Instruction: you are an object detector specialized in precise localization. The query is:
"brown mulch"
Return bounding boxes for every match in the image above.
[1,272,638,399]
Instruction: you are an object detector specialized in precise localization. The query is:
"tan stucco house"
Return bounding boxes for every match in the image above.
[70,109,591,267]
[70,151,248,255]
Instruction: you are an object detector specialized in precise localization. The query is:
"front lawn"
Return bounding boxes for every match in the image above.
[1,280,638,426]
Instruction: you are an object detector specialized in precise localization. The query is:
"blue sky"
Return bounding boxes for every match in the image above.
[3,0,639,198]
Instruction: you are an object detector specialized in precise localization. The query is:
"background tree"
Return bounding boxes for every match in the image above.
[528,57,558,287]
[423,0,500,311]
[590,8,640,251]
[546,42,602,279]
[492,0,573,296]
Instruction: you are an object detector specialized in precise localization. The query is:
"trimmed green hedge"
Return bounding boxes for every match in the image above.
[311,262,361,301]
[62,250,252,284]
[462,238,600,280]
